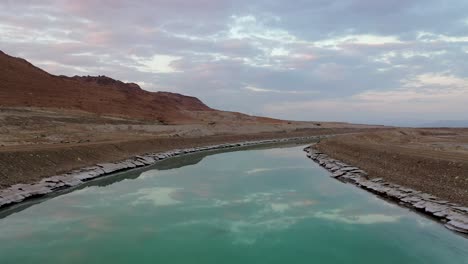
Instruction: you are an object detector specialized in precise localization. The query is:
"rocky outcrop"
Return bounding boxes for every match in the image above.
[304,145,468,235]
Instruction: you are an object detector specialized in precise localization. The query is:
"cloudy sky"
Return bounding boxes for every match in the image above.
[2,0,468,125]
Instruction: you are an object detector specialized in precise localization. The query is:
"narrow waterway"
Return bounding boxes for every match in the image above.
[0,145,467,263]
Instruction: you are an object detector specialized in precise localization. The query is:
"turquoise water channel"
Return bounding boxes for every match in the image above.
[0,144,467,263]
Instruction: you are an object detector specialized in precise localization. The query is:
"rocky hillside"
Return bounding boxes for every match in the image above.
[0,50,213,123]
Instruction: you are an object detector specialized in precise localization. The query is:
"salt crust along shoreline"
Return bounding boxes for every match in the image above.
[0,136,327,210]
[304,145,468,235]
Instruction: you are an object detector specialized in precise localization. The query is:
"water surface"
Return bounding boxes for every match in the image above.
[0,145,467,263]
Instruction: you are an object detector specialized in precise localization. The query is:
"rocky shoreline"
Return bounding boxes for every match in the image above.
[0,135,327,210]
[304,145,468,235]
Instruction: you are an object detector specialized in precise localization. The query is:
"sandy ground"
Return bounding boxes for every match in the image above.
[0,107,380,187]
[0,107,370,147]
[316,128,468,206]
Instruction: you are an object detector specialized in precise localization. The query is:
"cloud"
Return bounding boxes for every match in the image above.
[2,0,468,124]
[244,85,318,94]
[130,187,182,207]
[314,34,404,50]
[245,166,308,174]
[263,73,468,124]
[245,168,275,174]
[354,73,468,105]
[131,54,181,73]
[314,209,401,225]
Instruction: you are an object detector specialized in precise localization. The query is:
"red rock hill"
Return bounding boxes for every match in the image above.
[0,50,213,123]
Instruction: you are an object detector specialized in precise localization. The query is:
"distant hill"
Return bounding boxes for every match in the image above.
[420,120,468,128]
[0,50,221,123]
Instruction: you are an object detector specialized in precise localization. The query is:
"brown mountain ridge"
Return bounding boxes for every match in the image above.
[0,50,238,124]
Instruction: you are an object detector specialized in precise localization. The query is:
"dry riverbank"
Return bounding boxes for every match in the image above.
[315,128,468,206]
[304,145,468,235]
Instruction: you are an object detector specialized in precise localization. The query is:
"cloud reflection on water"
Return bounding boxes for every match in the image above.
[129,187,182,207]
